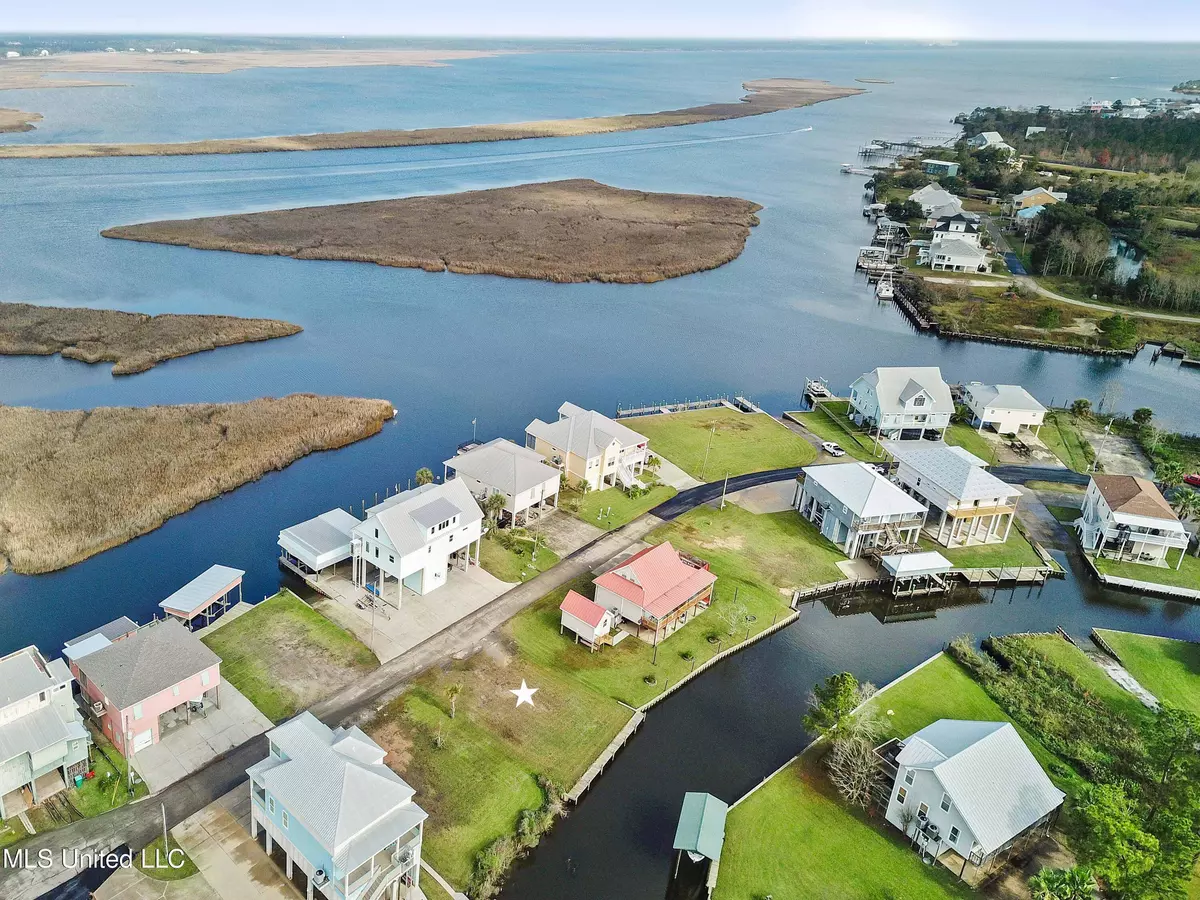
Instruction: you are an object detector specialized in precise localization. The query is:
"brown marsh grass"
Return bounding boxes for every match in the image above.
[0,302,302,374]
[103,179,765,284]
[0,395,393,574]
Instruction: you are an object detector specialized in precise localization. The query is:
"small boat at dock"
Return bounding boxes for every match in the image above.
[841,163,874,175]
[875,272,895,300]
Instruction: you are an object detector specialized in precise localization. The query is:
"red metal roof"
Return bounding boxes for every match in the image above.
[594,542,717,620]
[559,590,609,628]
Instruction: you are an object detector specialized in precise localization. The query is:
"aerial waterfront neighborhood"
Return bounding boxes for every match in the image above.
[3,20,1200,900]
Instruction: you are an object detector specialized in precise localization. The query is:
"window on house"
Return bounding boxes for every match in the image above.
[39,691,47,702]
[173,685,180,697]
[201,671,211,687]
[918,802,929,817]
[903,770,914,786]
[896,787,907,805]
[268,797,275,815]
[913,395,926,407]
[948,826,960,845]
[375,528,379,539]
[375,548,379,558]
[389,555,394,563]
[282,811,289,830]
[940,793,952,812]
[133,703,143,720]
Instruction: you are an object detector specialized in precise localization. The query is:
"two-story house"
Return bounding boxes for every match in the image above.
[248,712,427,900]
[0,646,90,821]
[443,437,560,526]
[886,442,1021,548]
[65,618,221,757]
[876,720,1063,880]
[848,366,954,441]
[961,383,1046,436]
[793,463,928,559]
[1076,474,1190,568]
[351,478,484,603]
[525,402,648,492]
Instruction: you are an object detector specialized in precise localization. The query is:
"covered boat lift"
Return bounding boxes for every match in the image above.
[881,550,953,596]
[159,564,244,630]
[671,792,728,900]
[278,508,360,580]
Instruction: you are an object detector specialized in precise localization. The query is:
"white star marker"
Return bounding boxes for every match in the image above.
[510,680,538,708]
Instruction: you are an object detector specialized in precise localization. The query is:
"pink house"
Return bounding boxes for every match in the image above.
[64,618,221,757]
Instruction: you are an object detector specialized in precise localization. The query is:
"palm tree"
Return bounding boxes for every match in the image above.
[1172,489,1200,556]
[1156,460,1185,493]
[446,683,462,719]
[415,467,435,486]
[1029,866,1095,900]
[483,491,507,527]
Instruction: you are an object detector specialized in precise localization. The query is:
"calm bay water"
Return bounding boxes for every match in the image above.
[1,42,1199,898]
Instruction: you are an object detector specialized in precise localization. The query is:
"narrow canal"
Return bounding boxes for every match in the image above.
[499,546,1200,900]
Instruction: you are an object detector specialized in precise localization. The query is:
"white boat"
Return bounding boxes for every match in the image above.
[875,272,895,300]
[805,379,832,399]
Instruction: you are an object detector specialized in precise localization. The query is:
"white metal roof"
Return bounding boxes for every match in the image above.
[855,366,955,417]
[931,236,987,261]
[526,402,647,461]
[897,719,1064,855]
[0,703,88,766]
[358,478,482,558]
[247,712,427,873]
[802,463,928,520]
[278,508,361,571]
[881,550,953,577]
[964,383,1047,414]
[63,633,112,662]
[0,647,60,707]
[445,438,560,497]
[160,564,245,616]
[885,442,1019,503]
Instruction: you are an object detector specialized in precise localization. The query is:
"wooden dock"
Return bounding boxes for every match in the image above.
[566,711,645,803]
[615,397,732,419]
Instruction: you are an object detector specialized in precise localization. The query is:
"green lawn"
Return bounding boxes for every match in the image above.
[1093,549,1200,592]
[630,408,817,480]
[0,816,27,850]
[25,727,148,834]
[920,526,1044,569]
[716,655,1071,900]
[1014,635,1153,725]
[1094,630,1200,717]
[1046,504,1083,523]
[133,835,199,881]
[1040,412,1094,472]
[567,482,676,530]
[478,531,560,583]
[419,875,456,900]
[202,590,377,722]
[785,406,886,462]
[944,423,997,462]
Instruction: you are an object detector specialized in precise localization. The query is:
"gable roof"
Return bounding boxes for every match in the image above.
[0,702,88,766]
[965,383,1046,414]
[64,616,138,650]
[909,185,959,212]
[1013,186,1058,202]
[673,792,728,863]
[896,719,1064,855]
[278,508,360,567]
[594,542,716,620]
[445,438,559,497]
[1092,474,1180,522]
[247,712,426,873]
[359,478,483,557]
[73,619,219,710]
[885,442,1019,503]
[559,590,609,628]
[526,402,647,461]
[931,237,987,261]
[933,214,979,233]
[0,647,63,707]
[801,463,928,520]
[854,366,954,416]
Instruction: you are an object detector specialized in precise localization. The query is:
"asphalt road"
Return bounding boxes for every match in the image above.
[650,467,804,519]
[990,464,1090,486]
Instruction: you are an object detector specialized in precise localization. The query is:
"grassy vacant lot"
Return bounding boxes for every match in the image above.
[1039,411,1094,472]
[566,482,676,530]
[1046,504,1083,523]
[921,526,1044,569]
[716,654,1068,900]
[785,402,885,462]
[1017,634,1153,725]
[202,590,377,722]
[632,408,816,479]
[1094,549,1200,592]
[943,423,996,462]
[133,835,199,881]
[478,531,560,583]
[0,395,393,574]
[1095,630,1200,717]
[0,301,300,375]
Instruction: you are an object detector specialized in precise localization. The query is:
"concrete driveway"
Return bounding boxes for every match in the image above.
[131,685,273,794]
[728,481,795,514]
[171,788,299,900]
[96,864,220,900]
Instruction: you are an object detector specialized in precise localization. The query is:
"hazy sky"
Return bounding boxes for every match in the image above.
[10,0,1200,41]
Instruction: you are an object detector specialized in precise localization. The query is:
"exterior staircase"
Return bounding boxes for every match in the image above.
[616,460,645,491]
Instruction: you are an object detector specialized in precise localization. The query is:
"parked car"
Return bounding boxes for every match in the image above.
[1185,473,1200,488]
[821,441,846,457]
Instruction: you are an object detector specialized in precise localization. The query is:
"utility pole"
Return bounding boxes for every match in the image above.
[700,425,716,481]
[720,473,730,509]
[1090,417,1115,473]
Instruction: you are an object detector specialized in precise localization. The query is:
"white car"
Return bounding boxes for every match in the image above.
[821,441,846,457]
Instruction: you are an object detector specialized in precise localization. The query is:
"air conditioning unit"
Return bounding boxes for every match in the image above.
[313,869,328,887]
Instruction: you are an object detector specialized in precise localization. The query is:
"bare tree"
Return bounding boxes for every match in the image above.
[716,599,749,636]
[826,735,885,810]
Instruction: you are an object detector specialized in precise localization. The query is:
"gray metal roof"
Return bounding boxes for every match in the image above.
[897,720,1064,855]
[279,508,360,566]
[855,367,954,417]
[802,463,927,520]
[410,496,462,530]
[64,616,138,648]
[359,479,482,558]
[885,442,1019,503]
[445,438,560,498]
[0,647,63,708]
[964,383,1047,414]
[160,564,245,616]
[74,619,219,711]
[247,712,426,873]
[525,402,647,461]
[0,703,88,766]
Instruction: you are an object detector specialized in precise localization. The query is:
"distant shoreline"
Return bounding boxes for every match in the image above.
[0,77,865,160]
[0,108,42,133]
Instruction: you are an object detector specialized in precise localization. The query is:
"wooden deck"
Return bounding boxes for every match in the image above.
[566,711,645,803]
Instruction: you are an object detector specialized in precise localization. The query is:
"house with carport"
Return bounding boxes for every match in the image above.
[350,478,484,603]
[848,366,954,441]
[961,383,1046,436]
[65,618,220,758]
[526,402,648,492]
[247,712,427,900]
[444,437,559,526]
[0,645,90,821]
[793,463,927,559]
[886,442,1021,548]
[1076,474,1190,568]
